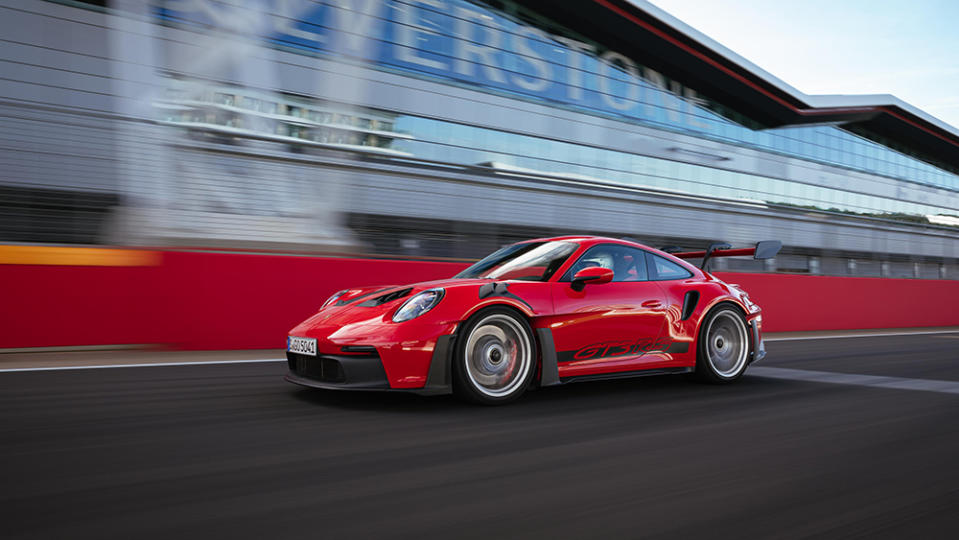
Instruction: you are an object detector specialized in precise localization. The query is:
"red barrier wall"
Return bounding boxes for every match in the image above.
[713,272,958,332]
[1,251,957,349]
[0,252,467,350]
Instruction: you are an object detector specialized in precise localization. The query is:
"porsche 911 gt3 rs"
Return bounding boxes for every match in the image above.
[285,236,781,404]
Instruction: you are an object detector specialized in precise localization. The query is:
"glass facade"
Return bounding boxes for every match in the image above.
[391,115,959,220]
[155,80,959,223]
[158,0,959,192]
[156,82,409,154]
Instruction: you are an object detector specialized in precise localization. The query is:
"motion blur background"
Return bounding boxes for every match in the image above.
[3,0,959,349]
[6,6,959,538]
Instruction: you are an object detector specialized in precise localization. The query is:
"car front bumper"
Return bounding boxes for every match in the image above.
[285,352,391,390]
[284,334,457,395]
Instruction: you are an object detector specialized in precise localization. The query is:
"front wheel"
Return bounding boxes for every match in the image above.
[452,307,536,405]
[695,306,750,383]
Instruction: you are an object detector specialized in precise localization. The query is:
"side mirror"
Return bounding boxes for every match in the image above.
[571,267,614,291]
[754,240,782,260]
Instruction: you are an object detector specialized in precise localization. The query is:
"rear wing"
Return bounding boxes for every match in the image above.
[664,241,782,271]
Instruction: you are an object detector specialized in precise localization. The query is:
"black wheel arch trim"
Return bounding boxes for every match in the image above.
[478,281,534,311]
[536,327,561,387]
[749,319,765,364]
[419,334,456,395]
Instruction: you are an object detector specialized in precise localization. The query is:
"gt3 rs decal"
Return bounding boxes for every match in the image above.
[557,339,690,363]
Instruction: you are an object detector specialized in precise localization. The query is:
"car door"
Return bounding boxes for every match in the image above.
[548,243,668,378]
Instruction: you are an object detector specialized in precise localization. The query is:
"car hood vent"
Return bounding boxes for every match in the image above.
[357,287,413,307]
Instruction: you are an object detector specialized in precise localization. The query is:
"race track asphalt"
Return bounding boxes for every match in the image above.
[2,333,959,539]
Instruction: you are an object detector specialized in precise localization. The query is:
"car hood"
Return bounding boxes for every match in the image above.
[293,278,492,331]
[333,277,493,307]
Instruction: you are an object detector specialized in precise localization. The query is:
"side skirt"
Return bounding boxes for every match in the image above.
[559,366,693,384]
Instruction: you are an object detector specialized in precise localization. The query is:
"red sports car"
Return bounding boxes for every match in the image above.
[286,236,780,404]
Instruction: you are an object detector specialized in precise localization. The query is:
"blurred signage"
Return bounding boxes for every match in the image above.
[157,0,710,128]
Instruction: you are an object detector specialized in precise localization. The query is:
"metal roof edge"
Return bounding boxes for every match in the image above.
[631,0,959,137]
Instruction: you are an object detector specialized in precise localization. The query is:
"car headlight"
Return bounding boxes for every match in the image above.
[321,289,348,309]
[393,288,444,323]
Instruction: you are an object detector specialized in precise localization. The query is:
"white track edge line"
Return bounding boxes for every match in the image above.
[0,358,286,372]
[750,367,959,395]
[764,329,959,341]
[3,329,959,372]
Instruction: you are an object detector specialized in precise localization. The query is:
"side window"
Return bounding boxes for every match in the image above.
[647,253,693,281]
[562,244,648,282]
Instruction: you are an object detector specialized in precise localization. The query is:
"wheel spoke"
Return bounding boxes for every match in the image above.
[705,311,748,378]
[464,314,531,398]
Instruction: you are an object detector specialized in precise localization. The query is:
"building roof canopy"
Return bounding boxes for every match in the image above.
[515,0,959,171]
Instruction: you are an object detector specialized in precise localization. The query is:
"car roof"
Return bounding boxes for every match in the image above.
[524,235,654,250]
[522,236,705,279]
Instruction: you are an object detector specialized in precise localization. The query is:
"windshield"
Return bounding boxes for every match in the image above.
[455,241,578,281]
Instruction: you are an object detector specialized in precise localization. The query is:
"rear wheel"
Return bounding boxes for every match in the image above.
[696,305,750,383]
[452,307,536,405]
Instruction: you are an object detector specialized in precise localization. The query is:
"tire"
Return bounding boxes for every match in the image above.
[452,306,537,405]
[695,305,751,383]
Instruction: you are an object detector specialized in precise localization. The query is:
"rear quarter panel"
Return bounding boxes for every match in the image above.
[655,277,758,365]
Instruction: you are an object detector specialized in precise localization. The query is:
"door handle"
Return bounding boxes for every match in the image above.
[641,300,662,308]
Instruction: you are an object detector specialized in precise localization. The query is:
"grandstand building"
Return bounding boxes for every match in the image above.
[3,0,959,278]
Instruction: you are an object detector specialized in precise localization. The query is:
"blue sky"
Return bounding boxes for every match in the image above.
[648,0,959,129]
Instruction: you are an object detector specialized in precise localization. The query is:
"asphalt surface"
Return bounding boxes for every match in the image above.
[2,334,959,539]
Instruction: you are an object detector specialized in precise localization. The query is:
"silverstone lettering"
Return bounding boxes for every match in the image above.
[160,0,709,127]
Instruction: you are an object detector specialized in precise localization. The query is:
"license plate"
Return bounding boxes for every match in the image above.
[288,336,317,356]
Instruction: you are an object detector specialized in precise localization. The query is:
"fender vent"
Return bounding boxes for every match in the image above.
[358,287,412,307]
[680,291,699,321]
